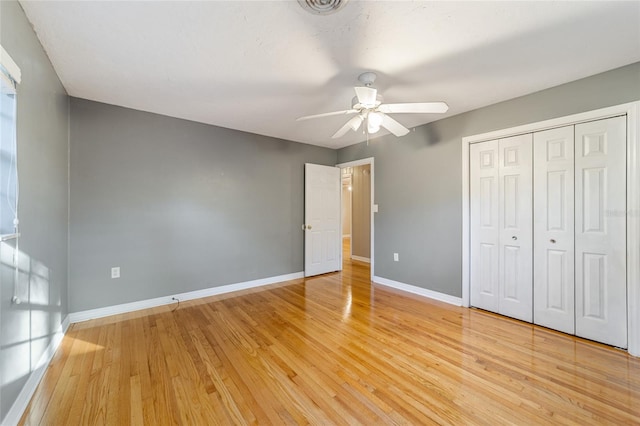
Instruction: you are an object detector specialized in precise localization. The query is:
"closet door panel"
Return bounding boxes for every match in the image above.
[575,116,627,348]
[498,134,533,322]
[533,126,575,334]
[470,140,500,313]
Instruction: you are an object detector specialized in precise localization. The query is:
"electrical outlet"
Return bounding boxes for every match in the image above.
[111,267,120,279]
[393,253,399,262]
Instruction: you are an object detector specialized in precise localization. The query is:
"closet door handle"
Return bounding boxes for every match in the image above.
[550,239,556,244]
[512,236,517,240]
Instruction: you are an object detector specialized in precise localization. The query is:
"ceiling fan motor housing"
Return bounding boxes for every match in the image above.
[351,95,383,110]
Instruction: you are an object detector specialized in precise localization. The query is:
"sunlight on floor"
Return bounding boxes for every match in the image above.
[68,335,105,356]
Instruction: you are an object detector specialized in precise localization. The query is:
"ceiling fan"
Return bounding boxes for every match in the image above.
[297,72,449,139]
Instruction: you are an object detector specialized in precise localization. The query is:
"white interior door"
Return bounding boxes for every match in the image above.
[470,140,500,313]
[498,134,533,322]
[575,116,627,348]
[534,126,575,334]
[304,163,341,277]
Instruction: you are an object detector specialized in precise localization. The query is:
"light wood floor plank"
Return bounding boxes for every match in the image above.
[18,239,640,424]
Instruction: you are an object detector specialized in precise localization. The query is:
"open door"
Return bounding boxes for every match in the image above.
[304,163,341,277]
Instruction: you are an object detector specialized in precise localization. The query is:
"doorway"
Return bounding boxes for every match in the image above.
[338,158,374,280]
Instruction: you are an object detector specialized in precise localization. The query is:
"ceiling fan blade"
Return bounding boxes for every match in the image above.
[332,115,364,139]
[378,102,449,114]
[380,113,410,137]
[354,86,377,108]
[332,121,354,139]
[297,109,358,121]
[349,115,364,132]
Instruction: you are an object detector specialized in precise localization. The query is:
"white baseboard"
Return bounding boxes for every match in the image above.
[2,315,70,426]
[351,255,370,263]
[69,271,304,323]
[373,276,462,306]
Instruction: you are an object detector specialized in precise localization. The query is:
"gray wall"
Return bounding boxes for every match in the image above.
[0,0,69,422]
[69,98,336,312]
[338,62,640,298]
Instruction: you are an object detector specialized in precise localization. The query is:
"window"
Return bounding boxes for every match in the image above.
[1,67,18,237]
[0,45,20,240]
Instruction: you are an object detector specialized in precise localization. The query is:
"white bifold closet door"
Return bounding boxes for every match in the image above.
[533,126,576,334]
[470,139,500,313]
[470,134,533,322]
[534,116,627,348]
[574,117,627,348]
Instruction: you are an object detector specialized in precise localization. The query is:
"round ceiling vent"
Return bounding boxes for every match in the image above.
[298,0,349,15]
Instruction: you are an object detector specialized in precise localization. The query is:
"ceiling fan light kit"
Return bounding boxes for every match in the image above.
[298,72,449,139]
[367,112,383,134]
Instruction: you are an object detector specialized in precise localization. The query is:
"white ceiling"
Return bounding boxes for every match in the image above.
[19,1,640,149]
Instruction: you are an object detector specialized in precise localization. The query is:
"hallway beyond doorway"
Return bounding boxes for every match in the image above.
[343,236,370,276]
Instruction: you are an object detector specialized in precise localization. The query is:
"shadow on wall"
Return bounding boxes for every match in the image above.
[0,240,61,418]
[416,124,443,147]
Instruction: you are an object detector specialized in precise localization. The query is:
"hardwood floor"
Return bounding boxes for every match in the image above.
[20,244,640,424]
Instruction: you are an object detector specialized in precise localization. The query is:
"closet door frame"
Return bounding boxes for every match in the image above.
[461,101,640,357]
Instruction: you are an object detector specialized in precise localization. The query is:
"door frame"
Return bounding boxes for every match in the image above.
[461,101,640,356]
[337,157,375,281]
